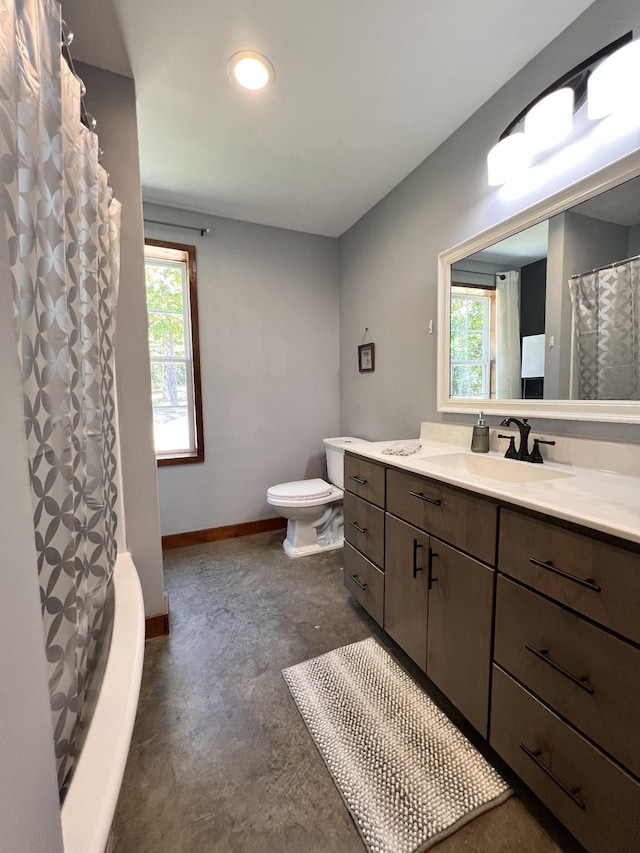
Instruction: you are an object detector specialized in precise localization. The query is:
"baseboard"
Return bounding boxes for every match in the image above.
[162,517,286,550]
[145,592,170,639]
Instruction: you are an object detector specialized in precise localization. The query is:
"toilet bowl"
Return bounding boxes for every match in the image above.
[267,437,361,558]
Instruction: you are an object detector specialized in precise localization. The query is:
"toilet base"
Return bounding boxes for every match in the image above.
[283,536,344,558]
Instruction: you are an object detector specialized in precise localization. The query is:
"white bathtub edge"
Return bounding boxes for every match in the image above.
[61,552,145,853]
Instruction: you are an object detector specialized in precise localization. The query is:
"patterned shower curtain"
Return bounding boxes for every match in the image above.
[0,0,121,794]
[569,258,640,400]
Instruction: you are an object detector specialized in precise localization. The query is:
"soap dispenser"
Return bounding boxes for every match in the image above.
[471,411,490,453]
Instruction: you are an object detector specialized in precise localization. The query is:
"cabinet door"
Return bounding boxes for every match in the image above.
[384,514,430,671]
[426,539,494,737]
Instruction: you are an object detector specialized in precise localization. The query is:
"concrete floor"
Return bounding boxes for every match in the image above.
[113,531,583,852]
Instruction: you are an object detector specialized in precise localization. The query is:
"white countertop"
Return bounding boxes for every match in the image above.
[344,436,640,547]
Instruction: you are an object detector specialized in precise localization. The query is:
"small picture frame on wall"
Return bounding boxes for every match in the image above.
[358,342,375,373]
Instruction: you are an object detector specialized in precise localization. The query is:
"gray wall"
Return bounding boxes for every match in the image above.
[338,0,640,442]
[79,64,165,615]
[144,204,340,536]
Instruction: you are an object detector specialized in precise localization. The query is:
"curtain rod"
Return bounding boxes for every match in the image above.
[452,268,496,277]
[144,218,211,237]
[570,252,640,279]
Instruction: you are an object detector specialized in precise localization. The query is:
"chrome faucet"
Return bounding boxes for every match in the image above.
[499,417,531,461]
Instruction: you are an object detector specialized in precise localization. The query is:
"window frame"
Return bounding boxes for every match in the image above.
[449,284,496,400]
[144,238,205,466]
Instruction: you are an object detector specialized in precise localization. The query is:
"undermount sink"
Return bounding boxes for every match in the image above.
[422,452,575,483]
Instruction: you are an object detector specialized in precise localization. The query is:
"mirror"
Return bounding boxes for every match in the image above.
[438,158,640,422]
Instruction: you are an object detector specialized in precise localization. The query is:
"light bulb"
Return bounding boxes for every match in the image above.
[487,133,532,187]
[227,51,274,91]
[588,38,640,120]
[524,88,574,153]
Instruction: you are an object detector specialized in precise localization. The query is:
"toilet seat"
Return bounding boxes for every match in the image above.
[267,478,333,503]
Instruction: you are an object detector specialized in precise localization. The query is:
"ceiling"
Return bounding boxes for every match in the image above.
[61,0,596,237]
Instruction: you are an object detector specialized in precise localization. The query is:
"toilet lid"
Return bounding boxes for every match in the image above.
[268,479,332,501]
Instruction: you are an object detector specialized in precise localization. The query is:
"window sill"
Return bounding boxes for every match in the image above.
[157,451,204,467]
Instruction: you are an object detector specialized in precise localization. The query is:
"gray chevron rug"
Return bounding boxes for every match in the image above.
[283,638,511,853]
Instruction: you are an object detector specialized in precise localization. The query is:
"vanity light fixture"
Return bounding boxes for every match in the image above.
[487,32,636,187]
[227,50,275,91]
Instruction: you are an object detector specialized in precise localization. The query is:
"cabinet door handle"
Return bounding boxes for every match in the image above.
[524,644,595,695]
[529,557,601,593]
[427,547,438,590]
[412,539,423,579]
[348,475,368,485]
[409,490,441,506]
[519,743,586,810]
[347,573,367,591]
[349,521,367,535]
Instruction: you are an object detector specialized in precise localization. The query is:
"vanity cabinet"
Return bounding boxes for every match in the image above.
[343,456,386,626]
[492,507,640,853]
[341,450,640,852]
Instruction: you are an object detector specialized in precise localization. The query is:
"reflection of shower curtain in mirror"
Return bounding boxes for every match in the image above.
[569,258,640,400]
[496,271,521,399]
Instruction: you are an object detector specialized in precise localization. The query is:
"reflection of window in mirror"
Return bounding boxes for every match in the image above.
[450,284,496,399]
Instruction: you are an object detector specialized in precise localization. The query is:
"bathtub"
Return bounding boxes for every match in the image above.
[60,552,145,853]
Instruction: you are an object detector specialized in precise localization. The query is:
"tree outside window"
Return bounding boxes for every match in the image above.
[144,240,204,464]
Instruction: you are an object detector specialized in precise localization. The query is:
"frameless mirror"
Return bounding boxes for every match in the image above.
[437,159,640,422]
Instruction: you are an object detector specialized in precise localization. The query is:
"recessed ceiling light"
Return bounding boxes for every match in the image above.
[227,51,274,91]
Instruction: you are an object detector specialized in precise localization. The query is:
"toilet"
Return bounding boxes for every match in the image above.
[267,437,360,558]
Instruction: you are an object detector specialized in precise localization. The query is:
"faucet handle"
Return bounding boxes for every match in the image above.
[529,438,556,464]
[497,434,518,459]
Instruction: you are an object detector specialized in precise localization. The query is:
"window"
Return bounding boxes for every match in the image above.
[450,286,494,399]
[144,239,204,464]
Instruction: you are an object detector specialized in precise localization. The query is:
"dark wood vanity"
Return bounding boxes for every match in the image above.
[343,450,640,853]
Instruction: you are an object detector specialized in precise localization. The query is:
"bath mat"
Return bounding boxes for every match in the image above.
[282,638,511,853]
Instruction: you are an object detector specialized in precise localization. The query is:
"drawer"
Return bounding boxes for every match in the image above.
[343,542,384,625]
[498,508,640,644]
[344,454,386,508]
[386,468,497,565]
[494,575,640,777]
[343,491,384,566]
[490,666,640,853]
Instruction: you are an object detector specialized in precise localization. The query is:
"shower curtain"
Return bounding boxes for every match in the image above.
[569,258,640,400]
[0,0,121,794]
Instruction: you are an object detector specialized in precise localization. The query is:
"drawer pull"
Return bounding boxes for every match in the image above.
[348,475,368,486]
[412,538,423,579]
[524,644,595,695]
[349,521,367,535]
[519,743,586,810]
[347,573,367,592]
[428,547,438,590]
[529,557,601,593]
[409,490,441,506]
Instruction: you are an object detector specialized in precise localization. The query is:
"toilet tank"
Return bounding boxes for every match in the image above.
[323,437,362,489]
